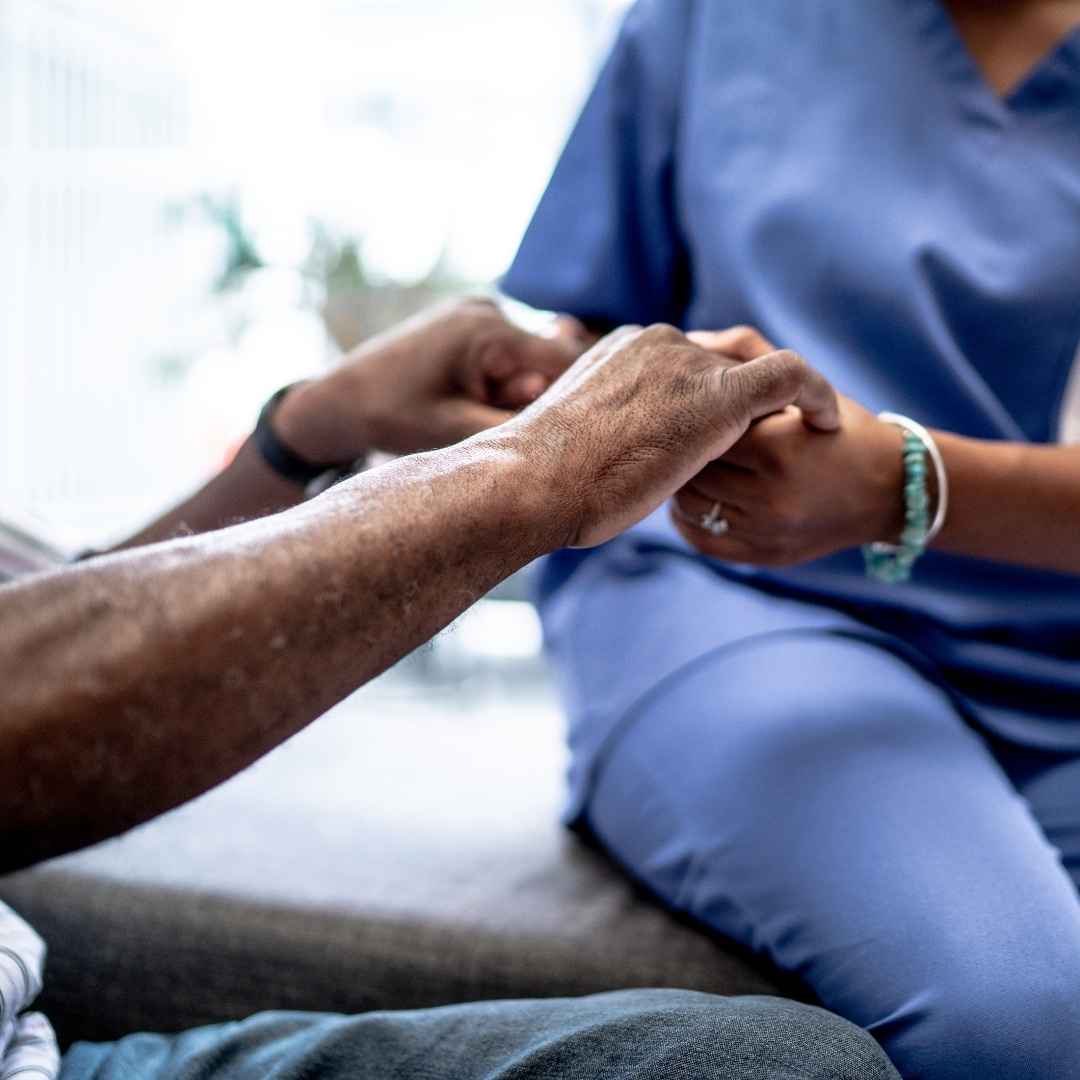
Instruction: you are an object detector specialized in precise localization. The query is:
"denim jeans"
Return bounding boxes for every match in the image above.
[60,989,899,1079]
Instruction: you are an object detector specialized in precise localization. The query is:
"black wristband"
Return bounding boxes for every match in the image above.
[253,383,334,487]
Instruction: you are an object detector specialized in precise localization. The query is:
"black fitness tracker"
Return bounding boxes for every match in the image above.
[253,383,338,487]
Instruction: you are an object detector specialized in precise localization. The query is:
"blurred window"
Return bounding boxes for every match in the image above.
[0,0,630,709]
[0,0,629,545]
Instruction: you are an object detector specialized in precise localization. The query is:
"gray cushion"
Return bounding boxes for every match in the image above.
[0,695,793,1045]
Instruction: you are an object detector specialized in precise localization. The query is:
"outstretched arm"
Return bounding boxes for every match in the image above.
[0,326,835,873]
[115,299,579,549]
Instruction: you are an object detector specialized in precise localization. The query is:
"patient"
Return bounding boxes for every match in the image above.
[0,301,899,1079]
[503,2,1080,1079]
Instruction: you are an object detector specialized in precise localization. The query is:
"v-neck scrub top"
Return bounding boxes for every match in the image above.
[503,0,1080,796]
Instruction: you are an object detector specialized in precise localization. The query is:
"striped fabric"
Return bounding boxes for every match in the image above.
[0,902,58,1080]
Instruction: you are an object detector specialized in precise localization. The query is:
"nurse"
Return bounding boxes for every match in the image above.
[503,2,1080,1078]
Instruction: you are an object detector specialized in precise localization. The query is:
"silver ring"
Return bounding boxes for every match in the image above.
[700,503,730,537]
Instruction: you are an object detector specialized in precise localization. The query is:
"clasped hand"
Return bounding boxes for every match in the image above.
[672,327,906,566]
[273,298,588,462]
[274,301,902,565]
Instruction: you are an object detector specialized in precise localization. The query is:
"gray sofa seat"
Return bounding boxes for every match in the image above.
[0,695,794,1046]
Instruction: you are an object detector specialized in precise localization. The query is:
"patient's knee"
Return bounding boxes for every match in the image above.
[649,994,899,1080]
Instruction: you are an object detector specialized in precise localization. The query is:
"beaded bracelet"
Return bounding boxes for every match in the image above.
[862,413,948,584]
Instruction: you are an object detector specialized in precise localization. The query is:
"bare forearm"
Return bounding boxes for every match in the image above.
[0,436,551,871]
[0,323,821,872]
[114,438,308,550]
[932,434,1080,575]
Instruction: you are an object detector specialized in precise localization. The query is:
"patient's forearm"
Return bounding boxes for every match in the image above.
[0,323,825,872]
[0,437,551,873]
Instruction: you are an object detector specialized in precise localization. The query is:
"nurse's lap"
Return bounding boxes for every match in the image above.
[542,535,862,735]
[581,632,1080,1080]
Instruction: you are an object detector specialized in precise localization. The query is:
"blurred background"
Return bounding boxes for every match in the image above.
[0,0,630,713]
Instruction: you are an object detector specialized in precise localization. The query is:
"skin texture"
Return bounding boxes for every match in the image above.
[0,320,835,874]
[120,299,584,549]
[943,0,1080,96]
[273,299,585,461]
[674,327,1080,575]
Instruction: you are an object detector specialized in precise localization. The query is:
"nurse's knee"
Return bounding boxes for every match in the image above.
[899,962,1080,1080]
[715,636,946,766]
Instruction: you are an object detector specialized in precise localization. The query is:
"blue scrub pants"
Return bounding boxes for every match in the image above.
[581,631,1080,1080]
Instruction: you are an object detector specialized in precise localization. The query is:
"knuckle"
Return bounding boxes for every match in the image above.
[599,324,643,351]
[757,349,808,398]
[657,349,713,401]
[772,348,808,379]
[641,323,686,346]
[449,296,496,324]
[716,324,771,359]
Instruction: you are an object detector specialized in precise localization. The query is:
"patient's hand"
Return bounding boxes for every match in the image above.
[672,325,905,567]
[507,324,838,548]
[274,298,584,461]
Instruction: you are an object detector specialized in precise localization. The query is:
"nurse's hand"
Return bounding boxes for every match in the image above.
[673,326,906,566]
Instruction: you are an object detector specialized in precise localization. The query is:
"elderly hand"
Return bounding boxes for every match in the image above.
[273,298,584,462]
[670,326,905,566]
[502,324,839,549]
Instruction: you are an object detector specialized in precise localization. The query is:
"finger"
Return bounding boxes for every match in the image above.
[439,399,515,444]
[522,329,581,374]
[789,362,841,432]
[688,325,777,361]
[690,452,756,485]
[721,438,771,471]
[677,467,758,510]
[719,411,797,470]
[674,456,750,501]
[671,487,743,531]
[668,504,762,563]
[545,315,599,352]
[497,370,550,407]
[669,502,794,565]
[480,328,579,403]
[724,350,841,432]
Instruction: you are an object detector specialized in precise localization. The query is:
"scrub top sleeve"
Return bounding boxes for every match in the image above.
[501,0,693,329]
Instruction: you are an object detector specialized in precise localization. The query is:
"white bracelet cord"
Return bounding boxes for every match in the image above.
[878,412,949,544]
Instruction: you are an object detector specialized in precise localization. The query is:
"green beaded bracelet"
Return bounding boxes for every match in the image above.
[862,430,931,584]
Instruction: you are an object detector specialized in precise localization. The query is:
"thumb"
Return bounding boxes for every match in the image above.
[547,315,599,351]
[489,331,579,408]
[521,327,581,377]
[438,397,515,444]
[688,326,776,360]
[498,370,550,407]
[721,350,841,432]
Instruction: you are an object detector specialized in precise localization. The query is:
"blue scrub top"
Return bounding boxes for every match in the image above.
[503,0,1080,750]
